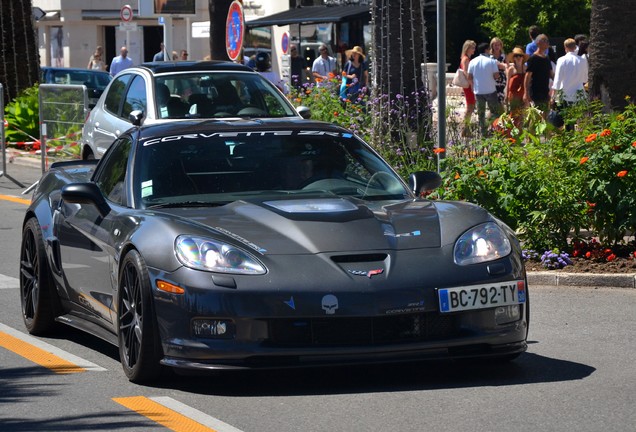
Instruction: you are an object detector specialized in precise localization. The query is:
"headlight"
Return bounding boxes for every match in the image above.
[175,236,266,275]
[454,222,512,265]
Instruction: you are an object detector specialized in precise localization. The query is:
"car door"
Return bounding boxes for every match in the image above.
[57,137,133,323]
[91,74,147,157]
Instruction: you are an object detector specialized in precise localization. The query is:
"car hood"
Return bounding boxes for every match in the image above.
[156,198,444,255]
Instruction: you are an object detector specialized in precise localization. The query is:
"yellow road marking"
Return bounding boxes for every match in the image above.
[0,330,86,374]
[0,194,31,205]
[113,396,218,432]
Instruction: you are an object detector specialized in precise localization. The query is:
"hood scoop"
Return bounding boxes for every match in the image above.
[264,198,358,213]
[262,198,373,222]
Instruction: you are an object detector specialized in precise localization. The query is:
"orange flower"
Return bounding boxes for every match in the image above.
[478,170,486,177]
[508,138,516,144]
[585,133,597,143]
[454,172,460,180]
[617,170,628,177]
[433,148,445,154]
[579,156,589,164]
[632,141,636,148]
[607,253,616,262]
[600,129,611,137]
[585,251,592,259]
[333,111,339,117]
[294,97,302,103]
[328,72,335,79]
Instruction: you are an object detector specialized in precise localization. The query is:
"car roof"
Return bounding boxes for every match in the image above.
[135,118,347,141]
[137,61,255,75]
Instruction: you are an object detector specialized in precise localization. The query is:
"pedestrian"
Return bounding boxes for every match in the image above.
[289,44,307,89]
[110,46,133,76]
[153,42,166,61]
[467,42,503,136]
[180,50,188,61]
[505,46,529,128]
[87,46,104,70]
[87,51,105,71]
[551,38,588,129]
[490,37,507,105]
[459,40,476,137]
[255,52,288,94]
[525,25,541,56]
[340,45,368,103]
[172,51,179,61]
[575,34,589,60]
[312,44,336,86]
[523,34,554,114]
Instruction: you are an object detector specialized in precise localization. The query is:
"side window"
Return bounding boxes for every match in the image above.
[95,137,132,206]
[104,74,132,115]
[122,75,147,118]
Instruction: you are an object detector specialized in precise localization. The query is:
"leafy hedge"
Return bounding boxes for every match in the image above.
[435,99,636,250]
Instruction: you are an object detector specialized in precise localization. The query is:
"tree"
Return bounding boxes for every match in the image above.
[0,0,39,105]
[208,0,234,61]
[480,0,591,52]
[588,0,636,110]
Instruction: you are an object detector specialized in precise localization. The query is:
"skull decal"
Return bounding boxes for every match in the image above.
[321,294,339,315]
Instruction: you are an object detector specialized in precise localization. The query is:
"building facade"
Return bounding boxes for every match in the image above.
[32,0,286,70]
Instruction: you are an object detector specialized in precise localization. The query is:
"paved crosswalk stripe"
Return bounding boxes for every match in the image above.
[0,274,20,289]
[0,323,107,372]
[0,194,31,205]
[151,397,245,432]
[114,396,244,432]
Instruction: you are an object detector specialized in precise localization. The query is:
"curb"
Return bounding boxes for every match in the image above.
[528,271,636,288]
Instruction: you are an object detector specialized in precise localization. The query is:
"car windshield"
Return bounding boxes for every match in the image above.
[136,130,411,208]
[154,71,297,119]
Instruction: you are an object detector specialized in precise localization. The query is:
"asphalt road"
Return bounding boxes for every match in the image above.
[1,160,636,432]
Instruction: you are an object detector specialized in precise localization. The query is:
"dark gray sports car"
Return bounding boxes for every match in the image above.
[20,115,528,382]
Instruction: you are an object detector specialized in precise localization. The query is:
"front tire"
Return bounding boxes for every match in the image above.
[117,250,163,382]
[20,218,60,334]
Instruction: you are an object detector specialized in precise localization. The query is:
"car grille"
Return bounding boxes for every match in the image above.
[266,313,459,347]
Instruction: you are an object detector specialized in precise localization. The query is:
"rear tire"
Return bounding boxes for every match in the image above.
[117,250,163,383]
[20,218,60,335]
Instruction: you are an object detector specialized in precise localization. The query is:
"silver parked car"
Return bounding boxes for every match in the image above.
[81,61,307,159]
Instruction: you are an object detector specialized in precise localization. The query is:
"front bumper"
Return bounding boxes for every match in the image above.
[150,262,528,370]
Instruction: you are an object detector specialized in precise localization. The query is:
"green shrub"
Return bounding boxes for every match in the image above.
[4,84,40,146]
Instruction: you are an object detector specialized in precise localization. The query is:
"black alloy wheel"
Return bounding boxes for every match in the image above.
[117,250,163,382]
[20,218,59,334]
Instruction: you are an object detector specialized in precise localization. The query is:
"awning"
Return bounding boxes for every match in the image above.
[81,9,138,20]
[245,5,370,28]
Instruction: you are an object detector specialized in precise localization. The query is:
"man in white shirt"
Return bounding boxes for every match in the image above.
[467,42,502,135]
[552,38,588,104]
[110,46,134,76]
[312,44,336,87]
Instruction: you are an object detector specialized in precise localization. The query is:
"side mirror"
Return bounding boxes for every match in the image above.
[61,183,111,217]
[409,171,442,196]
[129,110,144,126]
[296,105,311,119]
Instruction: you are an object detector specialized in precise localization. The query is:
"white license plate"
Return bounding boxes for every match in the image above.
[438,281,526,313]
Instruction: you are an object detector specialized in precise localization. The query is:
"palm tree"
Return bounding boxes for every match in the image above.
[588,0,636,110]
[0,0,39,105]
[208,0,234,61]
[371,0,432,149]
